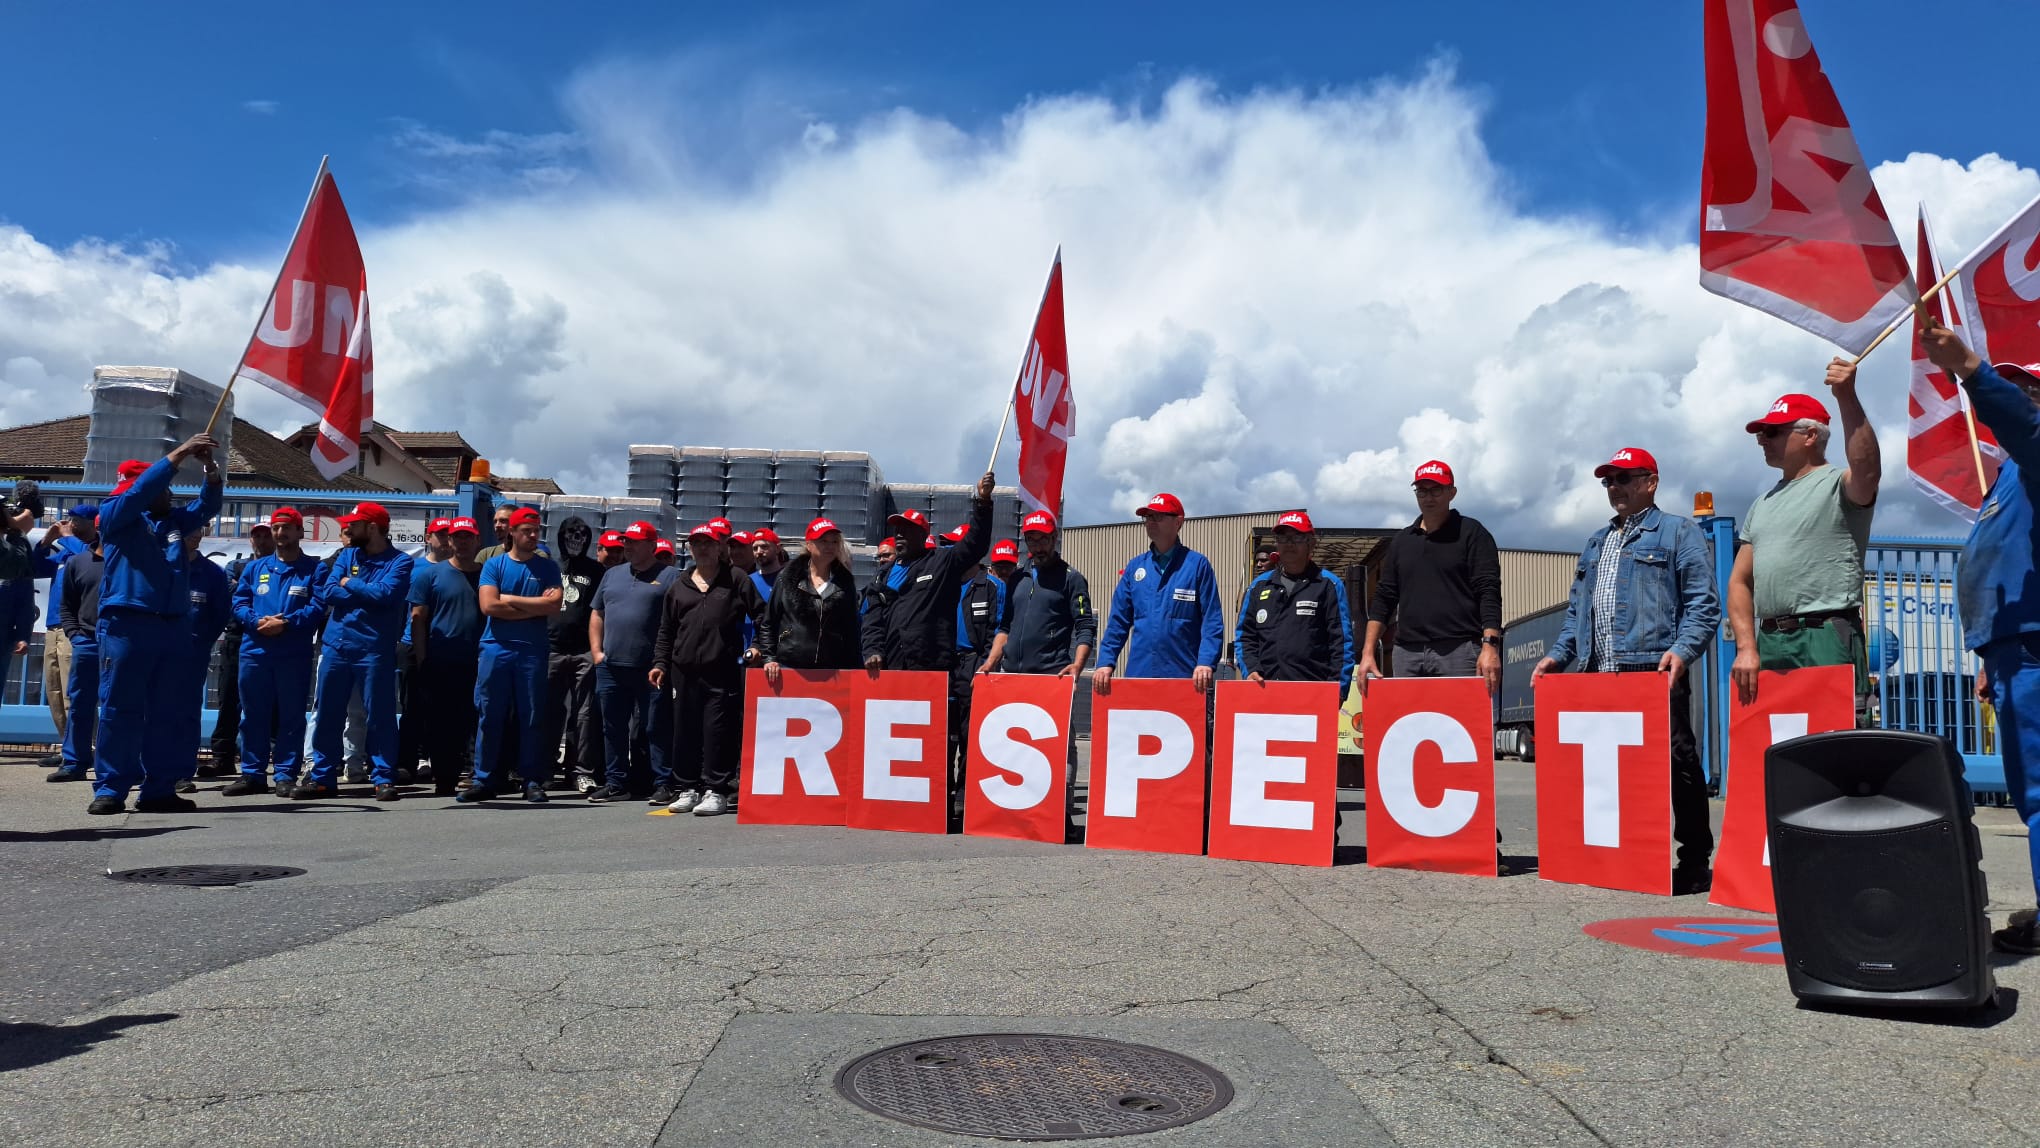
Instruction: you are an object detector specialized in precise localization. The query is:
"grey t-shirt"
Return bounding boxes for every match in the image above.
[590,562,677,667]
[1739,464,1873,619]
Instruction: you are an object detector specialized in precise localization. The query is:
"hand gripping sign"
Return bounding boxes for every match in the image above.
[1363,677,1497,877]
[1536,673,1673,895]
[739,668,855,826]
[1710,665,1856,913]
[1209,680,1340,867]
[1086,678,1208,856]
[963,673,1076,844]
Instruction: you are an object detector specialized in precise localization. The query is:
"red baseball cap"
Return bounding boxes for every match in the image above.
[505,507,541,528]
[706,517,733,540]
[338,501,392,529]
[1996,362,2040,387]
[880,536,898,550]
[688,522,720,540]
[805,517,841,541]
[1136,492,1184,518]
[925,536,938,551]
[1746,393,1830,433]
[730,530,753,545]
[269,507,304,529]
[1412,460,1454,486]
[1275,510,1314,534]
[623,520,658,541]
[990,539,1020,562]
[449,517,480,535]
[427,517,453,534]
[655,539,675,554]
[598,529,625,547]
[941,524,970,544]
[1593,447,1660,478]
[888,507,930,530]
[1021,509,1057,534]
[109,458,150,497]
[752,527,780,545]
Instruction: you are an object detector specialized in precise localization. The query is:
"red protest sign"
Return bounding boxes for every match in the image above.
[1536,672,1672,895]
[739,668,856,826]
[844,670,950,835]
[1208,680,1339,867]
[1363,677,1497,877]
[1711,665,1857,913]
[1086,678,1208,857]
[963,673,1075,844]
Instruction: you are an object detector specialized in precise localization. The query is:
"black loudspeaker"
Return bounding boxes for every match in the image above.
[1765,729,1997,1010]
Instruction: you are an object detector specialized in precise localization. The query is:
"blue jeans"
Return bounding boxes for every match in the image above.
[1987,634,2040,905]
[474,642,547,788]
[93,610,185,801]
[309,651,398,786]
[62,634,98,774]
[240,651,313,784]
[596,662,669,792]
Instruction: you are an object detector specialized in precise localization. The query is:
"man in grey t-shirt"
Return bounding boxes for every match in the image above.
[587,522,677,802]
[1727,358,1879,707]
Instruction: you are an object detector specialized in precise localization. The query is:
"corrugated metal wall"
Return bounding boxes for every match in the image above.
[1500,549,1578,626]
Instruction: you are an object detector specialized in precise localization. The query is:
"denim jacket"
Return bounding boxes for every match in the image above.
[1546,505,1719,670]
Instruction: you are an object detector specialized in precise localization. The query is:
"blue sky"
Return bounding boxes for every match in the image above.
[6,1,2031,263]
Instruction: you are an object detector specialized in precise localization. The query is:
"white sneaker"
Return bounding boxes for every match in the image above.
[575,776,596,794]
[665,789,702,813]
[692,792,728,817]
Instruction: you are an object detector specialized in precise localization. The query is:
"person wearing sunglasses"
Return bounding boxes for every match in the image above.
[1533,448,1721,894]
[1726,359,1879,711]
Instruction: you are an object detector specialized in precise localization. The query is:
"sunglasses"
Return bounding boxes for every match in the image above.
[1600,471,1652,487]
[1756,424,1801,440]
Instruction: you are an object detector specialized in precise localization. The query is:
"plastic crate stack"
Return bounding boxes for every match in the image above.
[820,451,884,543]
[625,445,678,504]
[674,447,727,529]
[770,449,824,536]
[721,448,776,536]
[603,496,673,542]
[84,366,235,486]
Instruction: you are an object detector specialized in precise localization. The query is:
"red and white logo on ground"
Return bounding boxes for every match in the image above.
[1535,672,1673,895]
[962,673,1075,844]
[1710,665,1856,914]
[1363,677,1496,877]
[1086,678,1207,857]
[1208,680,1339,867]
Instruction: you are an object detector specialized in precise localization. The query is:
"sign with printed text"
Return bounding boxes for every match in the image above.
[963,673,1076,844]
[738,669,859,826]
[845,670,950,835]
[1710,666,1857,914]
[1086,678,1209,857]
[1208,680,1339,867]
[1363,677,1497,877]
[1535,673,1672,895]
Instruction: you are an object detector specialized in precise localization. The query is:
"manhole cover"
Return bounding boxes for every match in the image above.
[108,864,306,887]
[833,1033,1232,1140]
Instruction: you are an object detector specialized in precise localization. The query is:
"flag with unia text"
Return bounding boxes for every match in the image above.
[1908,208,2001,521]
[1698,0,1913,353]
[1952,192,2040,377]
[233,163,373,480]
[1010,249,1072,513]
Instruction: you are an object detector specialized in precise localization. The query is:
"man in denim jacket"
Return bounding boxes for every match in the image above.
[1534,447,1721,894]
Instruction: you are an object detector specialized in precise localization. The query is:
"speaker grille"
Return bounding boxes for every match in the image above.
[1770,821,1970,993]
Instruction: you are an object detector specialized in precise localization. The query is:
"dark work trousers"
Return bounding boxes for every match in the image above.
[207,637,243,768]
[417,654,478,785]
[546,651,600,783]
[1669,674,1715,873]
[669,664,743,797]
[395,641,421,776]
[947,652,984,800]
[596,662,669,795]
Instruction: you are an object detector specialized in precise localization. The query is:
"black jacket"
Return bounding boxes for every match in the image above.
[549,515,602,655]
[59,548,105,641]
[860,497,993,671]
[760,554,862,670]
[1238,562,1353,683]
[653,563,764,675]
[958,570,1002,657]
[997,558,1096,674]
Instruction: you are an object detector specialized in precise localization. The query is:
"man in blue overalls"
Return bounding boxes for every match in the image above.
[1092,492,1223,695]
[162,523,233,793]
[86,436,223,815]
[463,506,563,803]
[301,501,414,802]
[224,508,324,797]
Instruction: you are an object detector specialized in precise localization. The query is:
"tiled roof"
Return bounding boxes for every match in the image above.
[493,476,563,495]
[0,415,90,472]
[0,414,386,490]
[415,456,464,487]
[386,429,475,452]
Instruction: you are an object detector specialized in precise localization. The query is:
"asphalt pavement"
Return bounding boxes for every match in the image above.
[1,747,2035,1147]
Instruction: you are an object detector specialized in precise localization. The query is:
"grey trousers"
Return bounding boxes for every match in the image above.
[1392,639,1481,677]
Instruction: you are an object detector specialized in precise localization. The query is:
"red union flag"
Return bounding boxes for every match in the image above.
[1908,209,2001,520]
[1699,0,1913,353]
[233,160,373,480]
[1953,192,2040,375]
[1010,249,1072,513]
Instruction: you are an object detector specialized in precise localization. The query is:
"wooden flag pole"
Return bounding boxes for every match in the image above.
[204,155,331,437]
[1963,403,1991,499]
[1851,262,1963,366]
